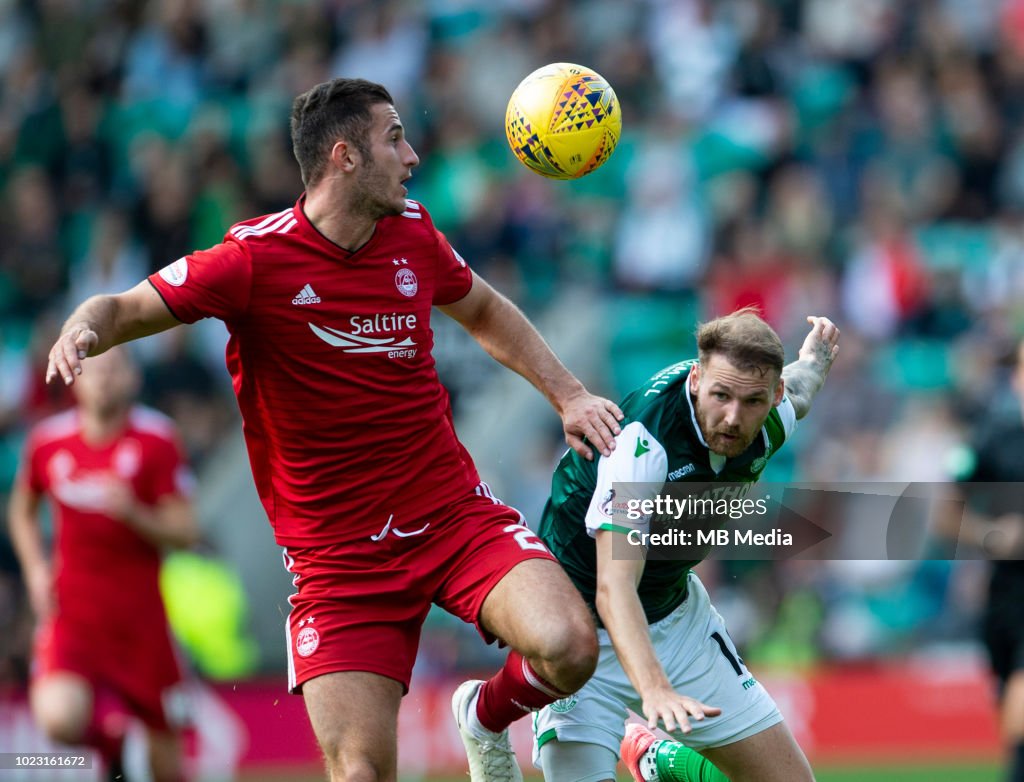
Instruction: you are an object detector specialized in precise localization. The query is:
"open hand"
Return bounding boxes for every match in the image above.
[797,316,840,378]
[103,480,140,523]
[46,323,98,386]
[560,392,624,461]
[641,685,722,734]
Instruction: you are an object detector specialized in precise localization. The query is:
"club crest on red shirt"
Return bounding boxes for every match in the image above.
[395,268,418,297]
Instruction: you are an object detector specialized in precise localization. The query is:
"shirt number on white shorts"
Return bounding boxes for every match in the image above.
[503,523,548,553]
[711,631,745,676]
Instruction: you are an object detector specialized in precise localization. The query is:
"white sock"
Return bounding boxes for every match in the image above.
[466,688,501,740]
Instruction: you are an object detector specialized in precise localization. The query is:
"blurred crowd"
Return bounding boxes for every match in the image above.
[1,0,1024,683]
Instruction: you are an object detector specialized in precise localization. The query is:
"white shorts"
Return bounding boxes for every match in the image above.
[533,572,782,770]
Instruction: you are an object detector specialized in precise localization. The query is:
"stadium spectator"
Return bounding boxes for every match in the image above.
[44,77,624,782]
[8,346,199,782]
[535,311,838,782]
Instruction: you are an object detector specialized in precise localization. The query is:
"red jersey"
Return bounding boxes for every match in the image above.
[148,197,480,546]
[20,407,193,631]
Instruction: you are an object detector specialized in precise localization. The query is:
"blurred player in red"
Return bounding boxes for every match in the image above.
[9,347,199,782]
[45,78,624,782]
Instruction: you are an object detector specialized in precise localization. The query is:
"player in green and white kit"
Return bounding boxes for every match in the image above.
[534,310,839,782]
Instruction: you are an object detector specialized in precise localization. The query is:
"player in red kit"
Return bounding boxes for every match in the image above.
[45,78,624,782]
[9,347,199,781]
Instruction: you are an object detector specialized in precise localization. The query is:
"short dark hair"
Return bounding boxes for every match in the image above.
[696,307,785,377]
[290,78,394,187]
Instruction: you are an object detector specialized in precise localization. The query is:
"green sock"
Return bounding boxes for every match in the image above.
[654,740,731,782]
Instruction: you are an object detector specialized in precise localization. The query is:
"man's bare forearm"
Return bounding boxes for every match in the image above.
[781,359,827,420]
[8,484,46,573]
[439,272,622,458]
[63,291,173,353]
[61,295,123,355]
[462,290,585,413]
[122,497,201,550]
[596,582,671,696]
[48,282,179,385]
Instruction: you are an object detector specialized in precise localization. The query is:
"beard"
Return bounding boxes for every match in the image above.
[352,157,404,220]
[694,400,756,457]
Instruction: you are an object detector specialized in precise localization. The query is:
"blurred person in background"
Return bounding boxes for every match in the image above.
[44,77,625,782]
[947,337,1024,782]
[8,346,199,782]
[535,310,838,782]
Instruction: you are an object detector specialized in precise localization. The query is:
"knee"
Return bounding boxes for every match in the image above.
[536,613,598,692]
[34,702,88,745]
[326,759,387,782]
[30,677,91,746]
[322,745,393,782]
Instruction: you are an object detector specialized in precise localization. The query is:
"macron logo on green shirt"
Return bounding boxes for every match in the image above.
[634,437,650,457]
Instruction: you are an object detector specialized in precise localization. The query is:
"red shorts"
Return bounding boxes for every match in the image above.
[33,614,186,731]
[282,489,556,693]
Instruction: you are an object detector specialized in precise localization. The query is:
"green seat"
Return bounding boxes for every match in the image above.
[914,223,994,272]
[874,338,953,391]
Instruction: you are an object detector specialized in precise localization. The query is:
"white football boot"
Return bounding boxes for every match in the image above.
[451,679,524,782]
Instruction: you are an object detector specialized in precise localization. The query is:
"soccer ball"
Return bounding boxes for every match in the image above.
[505,62,621,180]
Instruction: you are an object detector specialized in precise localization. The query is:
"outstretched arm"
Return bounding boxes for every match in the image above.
[781,316,840,420]
[46,282,180,386]
[8,481,52,620]
[439,271,623,460]
[594,531,720,733]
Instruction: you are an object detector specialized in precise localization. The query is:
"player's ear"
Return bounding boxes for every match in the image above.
[328,139,359,174]
[689,365,701,394]
[773,375,785,406]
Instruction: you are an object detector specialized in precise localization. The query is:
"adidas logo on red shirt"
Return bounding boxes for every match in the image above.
[292,284,321,305]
